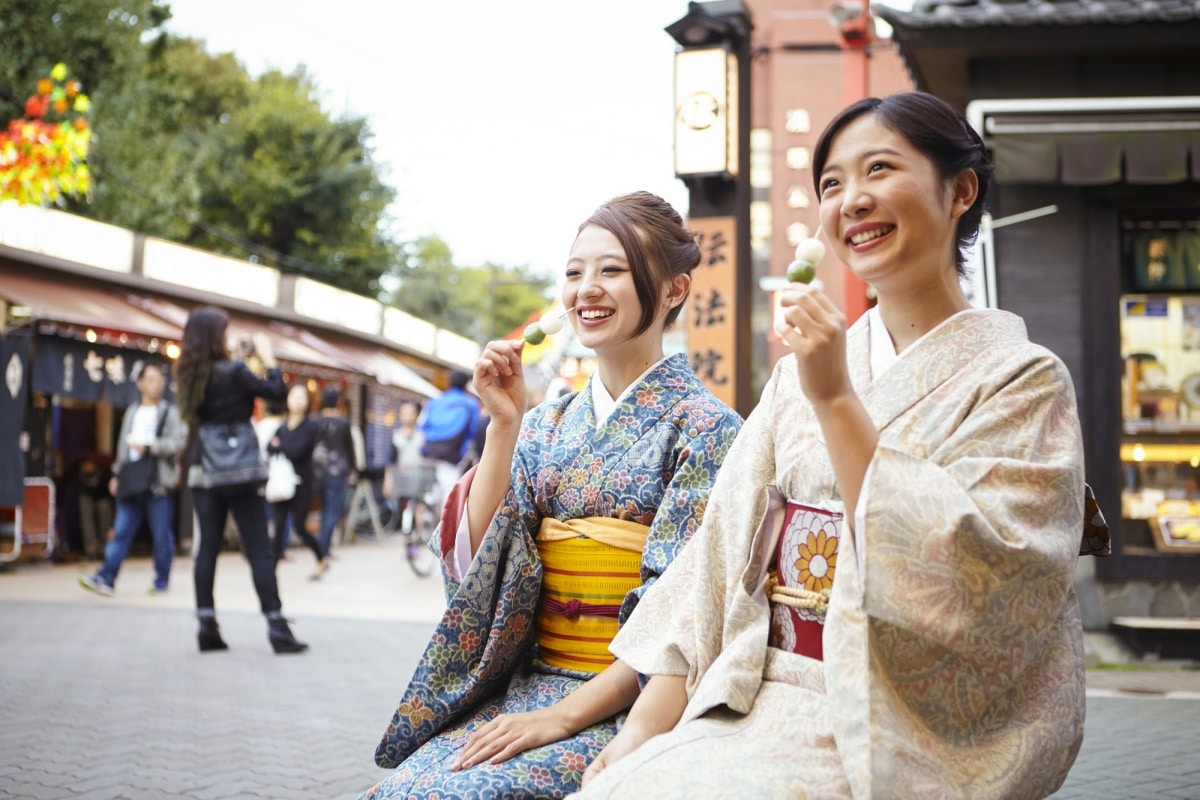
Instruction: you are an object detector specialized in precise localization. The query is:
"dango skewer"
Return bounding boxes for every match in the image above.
[786,228,826,284]
[523,307,574,345]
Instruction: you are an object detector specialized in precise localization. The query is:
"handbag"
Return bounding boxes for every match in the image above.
[195,420,268,489]
[116,404,170,501]
[116,457,157,501]
[264,453,299,503]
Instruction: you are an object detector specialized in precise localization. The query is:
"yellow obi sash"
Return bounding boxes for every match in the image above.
[534,516,649,674]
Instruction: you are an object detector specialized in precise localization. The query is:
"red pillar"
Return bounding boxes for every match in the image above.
[838,2,873,325]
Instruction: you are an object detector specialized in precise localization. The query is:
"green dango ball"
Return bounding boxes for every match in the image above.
[786,260,817,284]
[787,238,825,284]
[523,322,546,345]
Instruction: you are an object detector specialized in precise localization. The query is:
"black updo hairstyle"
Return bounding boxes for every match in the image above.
[812,92,994,277]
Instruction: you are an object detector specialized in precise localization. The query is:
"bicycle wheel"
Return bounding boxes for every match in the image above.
[404,499,438,578]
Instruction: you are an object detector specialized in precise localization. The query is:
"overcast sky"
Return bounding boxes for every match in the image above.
[164,0,694,278]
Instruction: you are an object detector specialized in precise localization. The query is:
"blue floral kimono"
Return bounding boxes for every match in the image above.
[362,353,741,800]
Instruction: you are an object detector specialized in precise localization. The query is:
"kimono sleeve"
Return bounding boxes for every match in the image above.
[373,415,547,770]
[842,351,1086,756]
[860,352,1083,654]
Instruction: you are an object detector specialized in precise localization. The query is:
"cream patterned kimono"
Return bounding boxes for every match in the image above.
[572,309,1086,800]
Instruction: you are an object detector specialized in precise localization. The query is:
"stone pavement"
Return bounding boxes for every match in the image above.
[1,536,1199,799]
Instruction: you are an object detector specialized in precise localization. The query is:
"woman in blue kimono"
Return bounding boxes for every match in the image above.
[360,191,742,800]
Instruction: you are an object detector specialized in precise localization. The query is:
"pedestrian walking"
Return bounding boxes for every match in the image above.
[267,383,330,579]
[176,306,308,655]
[418,370,480,508]
[78,363,186,596]
[311,386,356,558]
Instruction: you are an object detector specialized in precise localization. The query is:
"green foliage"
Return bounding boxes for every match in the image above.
[0,0,540,320]
[186,68,399,294]
[385,236,553,342]
[0,0,168,121]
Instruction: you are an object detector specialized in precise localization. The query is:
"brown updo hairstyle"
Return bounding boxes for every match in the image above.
[581,190,701,336]
[812,92,994,277]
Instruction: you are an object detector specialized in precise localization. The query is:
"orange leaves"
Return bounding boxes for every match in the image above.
[0,62,94,207]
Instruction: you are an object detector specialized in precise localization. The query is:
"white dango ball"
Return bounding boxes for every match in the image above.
[794,237,825,266]
[539,312,564,335]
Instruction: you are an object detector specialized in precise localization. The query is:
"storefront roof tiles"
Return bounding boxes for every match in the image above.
[877,0,1200,28]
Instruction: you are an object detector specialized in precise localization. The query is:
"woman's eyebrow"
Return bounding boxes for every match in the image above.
[820,146,905,178]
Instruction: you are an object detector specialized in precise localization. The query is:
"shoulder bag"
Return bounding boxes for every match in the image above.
[195,419,268,489]
[116,405,169,501]
[265,453,299,503]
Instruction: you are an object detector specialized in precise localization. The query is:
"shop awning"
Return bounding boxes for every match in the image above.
[967,97,1200,185]
[288,329,442,398]
[133,295,441,396]
[132,296,360,380]
[0,266,182,343]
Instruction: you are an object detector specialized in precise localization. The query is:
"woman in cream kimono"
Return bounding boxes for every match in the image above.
[359,192,742,800]
[575,93,1087,800]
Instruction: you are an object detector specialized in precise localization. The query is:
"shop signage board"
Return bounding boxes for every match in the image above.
[142,238,280,307]
[687,215,737,409]
[32,337,172,407]
[0,201,134,275]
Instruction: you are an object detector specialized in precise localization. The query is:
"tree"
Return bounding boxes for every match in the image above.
[186,67,399,295]
[384,236,553,342]
[0,1,399,297]
[77,34,250,242]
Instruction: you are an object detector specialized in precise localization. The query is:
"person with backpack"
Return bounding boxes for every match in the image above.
[312,386,356,559]
[79,363,186,596]
[418,370,480,508]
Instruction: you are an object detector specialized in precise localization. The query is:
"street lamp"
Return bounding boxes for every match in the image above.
[666,0,754,417]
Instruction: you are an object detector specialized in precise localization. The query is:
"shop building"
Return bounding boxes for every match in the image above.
[877,0,1200,637]
[0,202,477,559]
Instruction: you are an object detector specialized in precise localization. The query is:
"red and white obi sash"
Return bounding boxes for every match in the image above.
[767,501,843,661]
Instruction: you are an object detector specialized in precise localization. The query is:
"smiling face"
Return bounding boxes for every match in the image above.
[562,224,649,356]
[817,114,972,293]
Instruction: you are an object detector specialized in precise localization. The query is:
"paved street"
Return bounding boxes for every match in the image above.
[2,536,1199,799]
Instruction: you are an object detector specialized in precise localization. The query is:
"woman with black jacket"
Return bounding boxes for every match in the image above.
[176,306,308,655]
[267,383,330,579]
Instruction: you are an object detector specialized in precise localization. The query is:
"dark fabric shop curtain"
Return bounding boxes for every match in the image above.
[0,336,31,506]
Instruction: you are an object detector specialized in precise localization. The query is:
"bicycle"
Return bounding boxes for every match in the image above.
[348,465,439,578]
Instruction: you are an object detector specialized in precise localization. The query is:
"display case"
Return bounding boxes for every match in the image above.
[1120,288,1200,553]
[1120,437,1200,553]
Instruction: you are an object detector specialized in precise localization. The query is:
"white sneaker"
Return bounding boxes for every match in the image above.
[78,574,114,597]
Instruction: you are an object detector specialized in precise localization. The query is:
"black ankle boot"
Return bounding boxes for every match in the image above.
[267,613,308,654]
[197,615,228,652]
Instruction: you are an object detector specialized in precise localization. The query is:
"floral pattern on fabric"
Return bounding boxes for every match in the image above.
[364,353,741,800]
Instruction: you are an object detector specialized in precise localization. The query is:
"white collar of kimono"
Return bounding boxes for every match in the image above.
[867,305,974,382]
[590,355,670,428]
[868,305,900,380]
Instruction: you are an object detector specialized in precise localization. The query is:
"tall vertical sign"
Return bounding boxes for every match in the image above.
[687,216,738,408]
[668,0,753,416]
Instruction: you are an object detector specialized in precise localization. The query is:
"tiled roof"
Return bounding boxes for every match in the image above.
[875,0,1200,28]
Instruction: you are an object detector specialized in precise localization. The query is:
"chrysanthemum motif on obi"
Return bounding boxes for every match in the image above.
[767,502,843,661]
